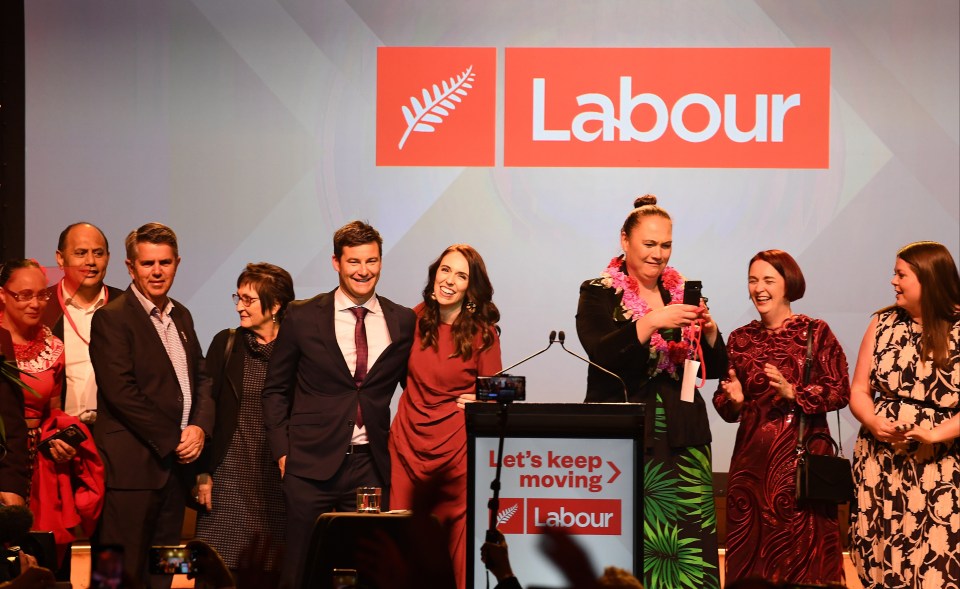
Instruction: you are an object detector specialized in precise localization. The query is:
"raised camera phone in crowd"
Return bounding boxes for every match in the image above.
[476,375,526,402]
[90,545,124,589]
[332,568,358,589]
[1,547,20,582]
[148,546,198,575]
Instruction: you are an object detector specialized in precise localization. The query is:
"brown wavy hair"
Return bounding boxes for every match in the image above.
[418,244,499,359]
[878,241,960,370]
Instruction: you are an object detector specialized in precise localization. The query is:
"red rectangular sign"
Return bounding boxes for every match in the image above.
[504,47,830,168]
[526,498,622,535]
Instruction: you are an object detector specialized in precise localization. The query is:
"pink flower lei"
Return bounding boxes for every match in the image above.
[599,257,692,379]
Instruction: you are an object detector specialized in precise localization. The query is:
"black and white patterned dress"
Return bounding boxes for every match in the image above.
[196,331,285,569]
[850,308,960,589]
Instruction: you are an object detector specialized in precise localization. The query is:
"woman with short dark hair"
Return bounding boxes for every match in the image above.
[713,249,850,584]
[194,262,295,572]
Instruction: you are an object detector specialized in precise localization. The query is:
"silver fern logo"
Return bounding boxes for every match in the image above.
[397,65,475,149]
[497,503,519,525]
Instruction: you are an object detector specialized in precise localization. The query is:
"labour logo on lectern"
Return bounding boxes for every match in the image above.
[377,47,497,166]
[490,498,525,535]
[526,498,622,535]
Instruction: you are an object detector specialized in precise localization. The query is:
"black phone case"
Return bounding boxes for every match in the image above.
[682,281,703,306]
[37,424,87,454]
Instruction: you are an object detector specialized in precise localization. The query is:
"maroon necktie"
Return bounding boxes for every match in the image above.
[350,306,369,427]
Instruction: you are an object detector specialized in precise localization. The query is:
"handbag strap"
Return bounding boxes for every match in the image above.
[795,325,815,456]
[795,322,847,458]
[223,328,237,371]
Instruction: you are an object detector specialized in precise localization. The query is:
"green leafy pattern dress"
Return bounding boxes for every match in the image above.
[576,263,725,589]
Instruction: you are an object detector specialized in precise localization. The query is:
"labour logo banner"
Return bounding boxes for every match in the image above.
[376,46,497,166]
[504,47,830,168]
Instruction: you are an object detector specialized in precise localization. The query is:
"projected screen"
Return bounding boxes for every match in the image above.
[23,1,960,476]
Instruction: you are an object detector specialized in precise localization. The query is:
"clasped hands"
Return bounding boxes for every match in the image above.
[720,363,796,408]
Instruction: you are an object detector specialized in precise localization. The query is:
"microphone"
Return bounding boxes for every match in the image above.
[493,331,557,376]
[557,331,630,403]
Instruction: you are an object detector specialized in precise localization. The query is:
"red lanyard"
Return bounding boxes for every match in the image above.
[687,320,706,388]
[57,280,108,347]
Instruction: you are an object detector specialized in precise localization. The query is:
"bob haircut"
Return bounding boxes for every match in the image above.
[749,249,806,301]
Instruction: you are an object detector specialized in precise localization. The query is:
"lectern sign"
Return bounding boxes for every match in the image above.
[472,437,635,588]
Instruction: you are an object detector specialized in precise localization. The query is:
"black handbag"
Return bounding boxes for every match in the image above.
[795,325,855,504]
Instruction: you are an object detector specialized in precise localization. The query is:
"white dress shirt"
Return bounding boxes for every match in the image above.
[60,281,109,422]
[333,287,392,444]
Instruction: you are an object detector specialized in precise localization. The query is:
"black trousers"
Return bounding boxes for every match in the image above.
[281,453,386,589]
[94,465,188,589]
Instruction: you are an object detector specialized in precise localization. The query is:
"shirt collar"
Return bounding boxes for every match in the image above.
[334,287,380,314]
[60,280,108,310]
[130,282,174,317]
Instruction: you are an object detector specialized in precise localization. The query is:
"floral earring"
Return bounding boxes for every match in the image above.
[465,300,477,312]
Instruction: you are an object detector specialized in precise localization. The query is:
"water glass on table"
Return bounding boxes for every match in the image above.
[356,486,381,513]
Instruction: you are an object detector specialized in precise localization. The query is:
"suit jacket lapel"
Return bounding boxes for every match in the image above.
[125,290,181,388]
[381,298,402,353]
[317,291,353,380]
[362,295,403,383]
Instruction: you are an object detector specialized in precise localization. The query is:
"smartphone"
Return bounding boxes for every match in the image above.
[90,545,124,589]
[332,568,358,589]
[37,424,87,456]
[148,546,197,575]
[476,375,526,402]
[682,280,703,306]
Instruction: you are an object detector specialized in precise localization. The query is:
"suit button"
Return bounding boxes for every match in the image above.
[347,420,355,427]
[178,395,184,403]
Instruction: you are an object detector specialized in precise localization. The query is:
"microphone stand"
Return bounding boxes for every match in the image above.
[557,330,631,403]
[486,331,557,542]
[485,398,511,542]
[492,330,556,376]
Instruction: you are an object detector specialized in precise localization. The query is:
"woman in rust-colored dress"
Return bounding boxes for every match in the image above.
[389,244,502,589]
[713,250,850,585]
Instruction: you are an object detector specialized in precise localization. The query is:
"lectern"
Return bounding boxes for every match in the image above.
[465,402,645,589]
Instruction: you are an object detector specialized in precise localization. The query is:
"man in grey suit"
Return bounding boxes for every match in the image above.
[262,221,415,588]
[89,223,213,588]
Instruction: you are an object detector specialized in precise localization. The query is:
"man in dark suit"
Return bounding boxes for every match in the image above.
[89,222,213,589]
[41,222,124,429]
[262,221,415,588]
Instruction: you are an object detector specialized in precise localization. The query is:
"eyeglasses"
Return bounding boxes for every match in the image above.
[232,293,260,307]
[1,288,53,303]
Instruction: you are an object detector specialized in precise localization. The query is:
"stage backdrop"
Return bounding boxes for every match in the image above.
[24,0,959,473]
